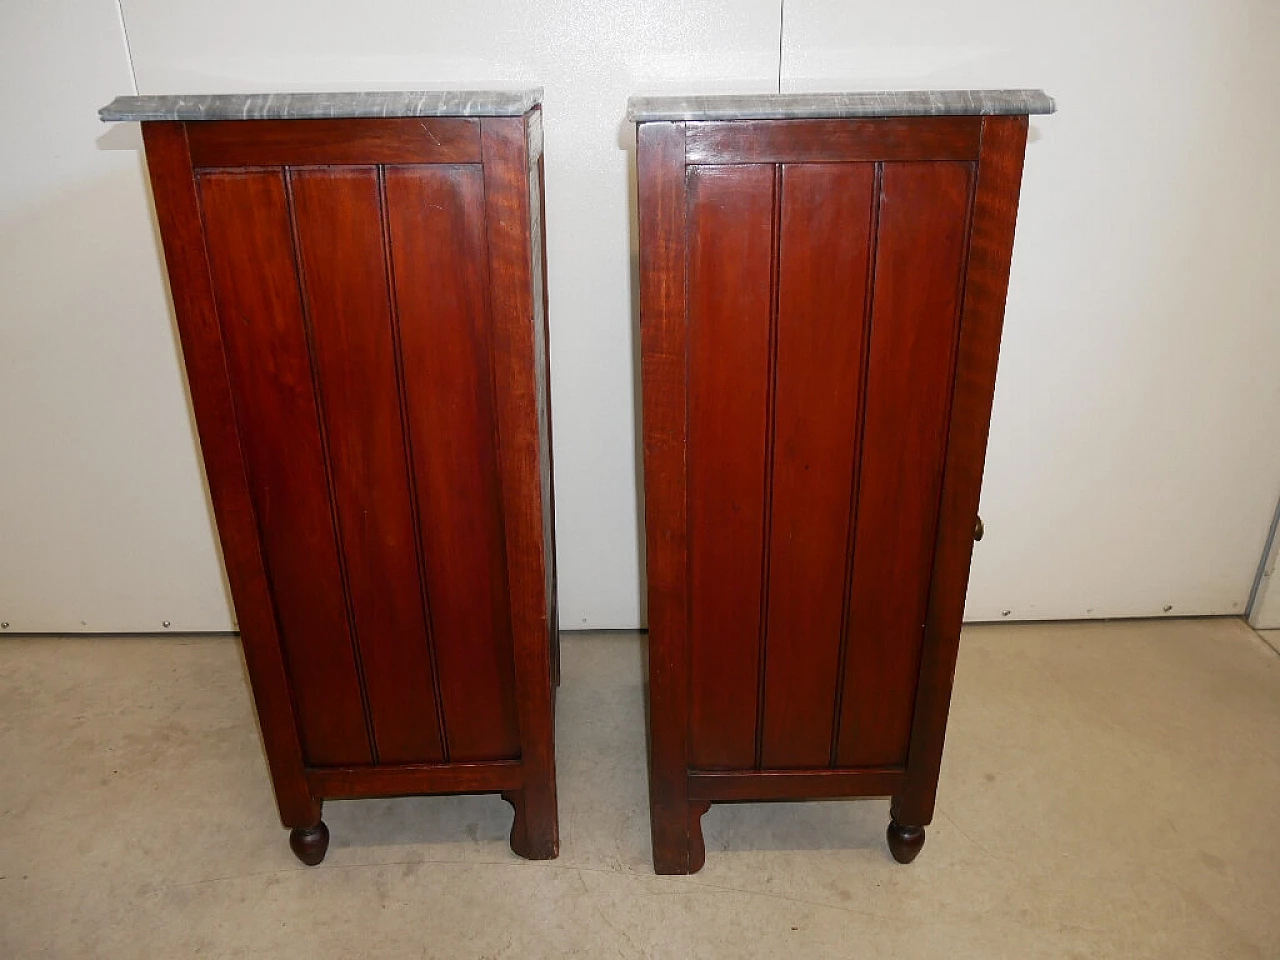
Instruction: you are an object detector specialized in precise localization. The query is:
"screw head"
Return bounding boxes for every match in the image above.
[1,622,9,629]
[162,620,171,628]
[1001,610,1012,617]
[1162,605,1172,613]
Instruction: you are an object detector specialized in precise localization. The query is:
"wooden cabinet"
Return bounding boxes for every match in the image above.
[631,90,1054,872]
[100,91,559,864]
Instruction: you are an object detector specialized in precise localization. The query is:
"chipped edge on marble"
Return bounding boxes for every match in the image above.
[100,89,543,122]
[627,89,1056,122]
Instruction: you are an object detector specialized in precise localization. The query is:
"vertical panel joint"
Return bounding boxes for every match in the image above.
[282,166,380,764]
[377,163,451,761]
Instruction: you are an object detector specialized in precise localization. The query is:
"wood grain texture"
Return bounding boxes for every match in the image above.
[198,168,373,767]
[188,118,480,167]
[636,121,698,875]
[140,122,319,829]
[289,166,444,765]
[894,116,1029,827]
[308,760,522,799]
[688,767,906,801]
[480,113,559,859]
[385,164,521,762]
[759,163,876,769]
[636,109,1035,873]
[835,161,974,768]
[685,163,775,771]
[686,117,981,165]
[142,113,560,860]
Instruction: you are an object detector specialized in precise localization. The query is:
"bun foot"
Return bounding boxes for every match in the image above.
[289,821,330,866]
[886,820,925,864]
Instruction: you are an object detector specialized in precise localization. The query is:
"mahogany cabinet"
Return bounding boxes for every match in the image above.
[631,90,1055,872]
[100,91,559,864]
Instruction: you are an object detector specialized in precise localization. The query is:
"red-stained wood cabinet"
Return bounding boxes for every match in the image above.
[631,91,1054,872]
[101,91,558,864]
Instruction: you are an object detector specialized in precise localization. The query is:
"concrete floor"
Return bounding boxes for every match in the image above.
[0,620,1277,958]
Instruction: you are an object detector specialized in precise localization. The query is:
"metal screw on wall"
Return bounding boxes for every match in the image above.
[1,622,9,629]
[162,621,171,628]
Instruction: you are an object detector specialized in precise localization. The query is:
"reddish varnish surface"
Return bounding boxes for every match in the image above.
[637,112,1033,873]
[141,113,558,860]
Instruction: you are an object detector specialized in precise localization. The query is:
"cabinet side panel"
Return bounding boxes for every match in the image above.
[836,162,972,768]
[289,166,446,765]
[686,164,775,770]
[760,163,876,769]
[198,170,372,766]
[385,164,521,761]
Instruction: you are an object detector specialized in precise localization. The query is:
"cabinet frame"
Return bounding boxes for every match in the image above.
[637,113,1029,873]
[139,109,558,862]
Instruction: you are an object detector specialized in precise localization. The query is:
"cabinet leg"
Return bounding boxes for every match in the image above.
[886,819,926,864]
[652,799,710,875]
[289,820,330,866]
[502,785,559,860]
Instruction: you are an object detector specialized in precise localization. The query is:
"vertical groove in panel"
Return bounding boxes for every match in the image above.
[756,161,877,770]
[386,164,522,761]
[830,162,883,767]
[686,164,774,770]
[836,162,974,769]
[753,165,783,770]
[290,164,447,765]
[376,164,451,761]
[282,167,378,763]
[197,169,370,766]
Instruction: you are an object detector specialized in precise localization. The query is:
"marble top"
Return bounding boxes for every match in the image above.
[100,89,543,122]
[627,89,1055,122]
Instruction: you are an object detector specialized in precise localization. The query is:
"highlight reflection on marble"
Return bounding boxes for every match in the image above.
[627,89,1055,122]
[100,89,543,122]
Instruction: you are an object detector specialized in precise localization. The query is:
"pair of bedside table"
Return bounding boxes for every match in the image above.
[100,87,1053,871]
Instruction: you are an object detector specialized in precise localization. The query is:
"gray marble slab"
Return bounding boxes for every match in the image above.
[100,89,542,122]
[627,89,1055,122]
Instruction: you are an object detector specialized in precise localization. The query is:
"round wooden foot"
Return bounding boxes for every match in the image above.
[289,821,330,866]
[886,820,925,864]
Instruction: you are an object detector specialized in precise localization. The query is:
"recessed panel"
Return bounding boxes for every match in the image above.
[760,163,876,769]
[198,169,371,766]
[836,161,973,767]
[686,164,775,770]
[385,164,521,761]
[290,166,445,765]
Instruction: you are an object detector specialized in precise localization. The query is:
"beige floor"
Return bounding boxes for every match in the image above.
[0,620,1277,959]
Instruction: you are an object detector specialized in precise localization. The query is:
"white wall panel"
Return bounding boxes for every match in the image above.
[784,0,1280,620]
[0,0,233,632]
[6,0,1279,632]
